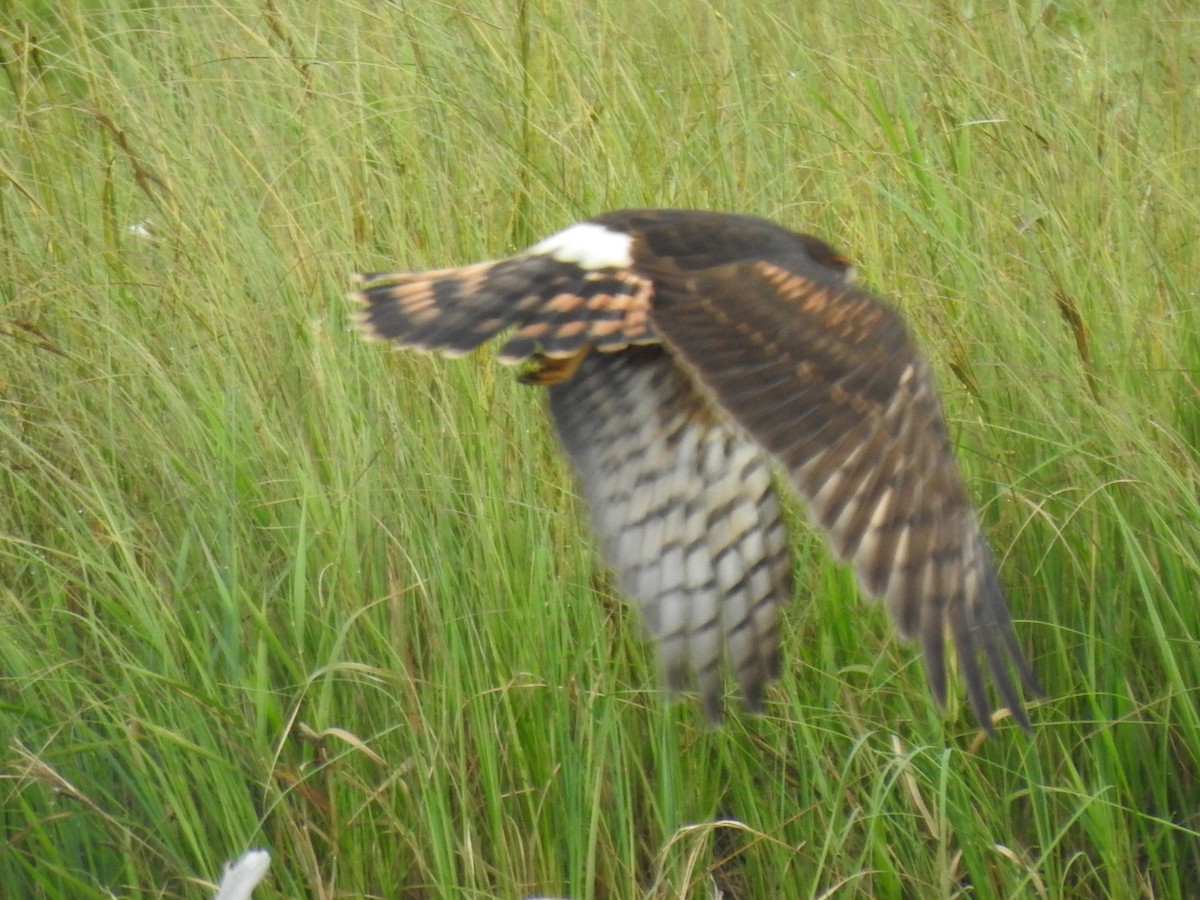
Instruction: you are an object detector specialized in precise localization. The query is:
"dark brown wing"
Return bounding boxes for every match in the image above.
[646,258,1042,731]
[352,255,655,362]
[548,346,791,723]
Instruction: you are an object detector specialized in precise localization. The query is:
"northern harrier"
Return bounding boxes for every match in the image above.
[352,209,1041,733]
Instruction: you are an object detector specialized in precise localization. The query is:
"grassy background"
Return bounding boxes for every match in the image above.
[2,1,1198,896]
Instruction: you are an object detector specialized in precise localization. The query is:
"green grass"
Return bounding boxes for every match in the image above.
[2,1,1198,896]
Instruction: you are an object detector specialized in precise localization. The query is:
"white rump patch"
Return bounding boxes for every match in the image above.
[530,222,633,269]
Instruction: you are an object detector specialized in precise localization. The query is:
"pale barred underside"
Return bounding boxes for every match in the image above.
[548,347,791,722]
[352,208,1041,732]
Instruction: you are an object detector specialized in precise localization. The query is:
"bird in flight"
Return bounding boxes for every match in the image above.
[352,208,1041,733]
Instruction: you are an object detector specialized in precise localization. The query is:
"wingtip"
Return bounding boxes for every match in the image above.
[348,306,385,342]
[351,271,401,287]
[1007,698,1037,736]
[968,704,1034,751]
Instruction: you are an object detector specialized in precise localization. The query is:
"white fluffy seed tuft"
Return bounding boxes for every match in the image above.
[530,222,633,269]
[213,849,271,900]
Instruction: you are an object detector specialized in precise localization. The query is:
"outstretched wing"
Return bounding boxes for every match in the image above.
[352,226,655,363]
[547,346,791,723]
[646,258,1042,730]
